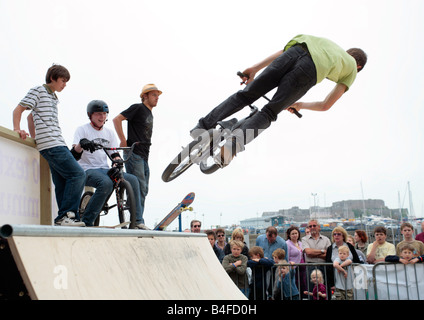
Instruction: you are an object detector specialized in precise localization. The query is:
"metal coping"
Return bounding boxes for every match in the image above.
[0,224,206,239]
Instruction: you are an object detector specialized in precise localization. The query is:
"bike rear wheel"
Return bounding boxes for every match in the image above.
[162,130,215,182]
[78,191,100,226]
[117,180,137,229]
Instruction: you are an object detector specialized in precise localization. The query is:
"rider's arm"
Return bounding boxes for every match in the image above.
[113,114,128,147]
[289,83,347,113]
[12,105,30,140]
[242,50,284,84]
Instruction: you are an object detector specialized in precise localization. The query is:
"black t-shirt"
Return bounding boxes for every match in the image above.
[120,103,153,160]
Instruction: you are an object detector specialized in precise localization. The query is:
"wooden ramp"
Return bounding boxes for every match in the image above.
[0,224,246,300]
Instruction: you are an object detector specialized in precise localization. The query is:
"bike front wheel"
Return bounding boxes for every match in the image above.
[162,130,215,182]
[117,180,137,229]
[79,191,100,226]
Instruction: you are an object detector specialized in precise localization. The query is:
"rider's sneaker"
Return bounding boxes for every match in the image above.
[55,212,86,227]
[135,223,151,230]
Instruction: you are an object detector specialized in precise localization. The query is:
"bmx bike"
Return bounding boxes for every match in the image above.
[79,142,139,228]
[161,72,302,183]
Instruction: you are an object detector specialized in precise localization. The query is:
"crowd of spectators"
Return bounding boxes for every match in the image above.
[195,219,424,300]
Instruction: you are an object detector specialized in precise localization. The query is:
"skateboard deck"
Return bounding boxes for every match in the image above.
[154,192,195,231]
[92,221,131,229]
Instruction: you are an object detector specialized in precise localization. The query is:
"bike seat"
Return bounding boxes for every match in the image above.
[217,118,238,130]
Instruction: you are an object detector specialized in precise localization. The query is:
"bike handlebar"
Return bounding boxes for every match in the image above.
[237,71,303,118]
[93,142,139,165]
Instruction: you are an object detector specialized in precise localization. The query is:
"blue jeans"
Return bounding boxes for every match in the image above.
[197,46,317,148]
[124,151,149,224]
[40,146,86,222]
[82,168,144,226]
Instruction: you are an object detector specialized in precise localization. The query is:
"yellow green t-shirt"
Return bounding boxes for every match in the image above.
[284,34,357,90]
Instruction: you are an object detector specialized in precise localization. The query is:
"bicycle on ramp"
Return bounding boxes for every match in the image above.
[79,142,139,228]
[161,72,302,182]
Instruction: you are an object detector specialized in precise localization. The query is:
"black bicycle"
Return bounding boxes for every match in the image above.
[162,72,302,182]
[79,142,138,228]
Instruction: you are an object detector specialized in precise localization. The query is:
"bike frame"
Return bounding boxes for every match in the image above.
[80,143,139,227]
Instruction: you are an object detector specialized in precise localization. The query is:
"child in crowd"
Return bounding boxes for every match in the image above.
[206,230,225,263]
[396,223,424,257]
[333,245,354,300]
[385,243,416,264]
[272,248,299,300]
[247,246,274,300]
[304,269,327,300]
[222,240,249,297]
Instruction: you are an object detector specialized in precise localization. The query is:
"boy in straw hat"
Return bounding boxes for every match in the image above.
[113,84,162,229]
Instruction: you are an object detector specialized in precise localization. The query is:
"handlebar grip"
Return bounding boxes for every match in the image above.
[237,71,249,79]
[93,143,104,150]
[291,108,303,118]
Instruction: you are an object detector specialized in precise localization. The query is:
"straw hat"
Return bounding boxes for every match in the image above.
[140,84,162,98]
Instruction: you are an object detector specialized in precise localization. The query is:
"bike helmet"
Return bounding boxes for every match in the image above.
[87,100,109,118]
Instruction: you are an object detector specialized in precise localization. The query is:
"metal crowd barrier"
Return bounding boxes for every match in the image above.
[372,262,424,300]
[226,262,424,300]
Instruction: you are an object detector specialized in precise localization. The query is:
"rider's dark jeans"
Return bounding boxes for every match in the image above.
[40,146,86,222]
[124,151,149,225]
[82,168,144,226]
[197,45,317,149]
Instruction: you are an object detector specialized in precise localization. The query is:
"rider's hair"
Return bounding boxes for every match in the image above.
[45,64,70,84]
[346,48,367,72]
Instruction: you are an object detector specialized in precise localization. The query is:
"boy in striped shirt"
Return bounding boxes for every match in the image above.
[12,64,86,226]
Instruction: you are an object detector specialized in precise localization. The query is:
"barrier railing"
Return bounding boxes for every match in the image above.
[372,262,424,300]
[226,261,424,300]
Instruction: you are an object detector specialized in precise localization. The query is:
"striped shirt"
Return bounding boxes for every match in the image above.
[20,84,67,151]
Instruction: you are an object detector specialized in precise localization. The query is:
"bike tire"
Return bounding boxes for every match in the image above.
[199,129,227,175]
[78,191,100,226]
[199,161,221,175]
[117,180,137,229]
[161,130,215,182]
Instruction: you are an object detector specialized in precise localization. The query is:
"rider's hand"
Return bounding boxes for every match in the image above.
[241,68,257,84]
[79,138,97,153]
[287,102,301,114]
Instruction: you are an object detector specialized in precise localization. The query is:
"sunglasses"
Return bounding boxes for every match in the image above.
[308,224,318,228]
[193,225,201,228]
[217,234,225,237]
[333,233,343,236]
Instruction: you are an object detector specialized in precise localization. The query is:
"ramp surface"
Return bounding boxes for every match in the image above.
[2,225,246,300]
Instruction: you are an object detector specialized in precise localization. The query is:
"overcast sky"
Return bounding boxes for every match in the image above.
[1,0,423,229]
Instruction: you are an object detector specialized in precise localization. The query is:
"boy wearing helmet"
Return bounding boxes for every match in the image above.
[72,100,149,229]
[12,64,86,226]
